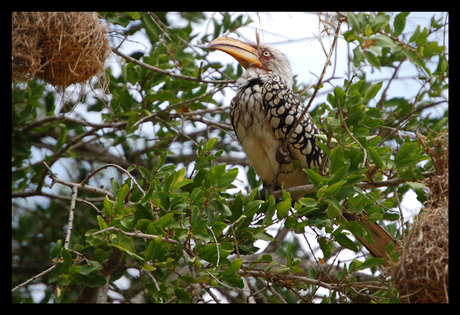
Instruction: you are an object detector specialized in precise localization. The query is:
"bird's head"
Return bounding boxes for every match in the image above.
[207,37,293,88]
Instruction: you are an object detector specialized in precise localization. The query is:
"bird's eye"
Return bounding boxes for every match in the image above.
[262,50,271,57]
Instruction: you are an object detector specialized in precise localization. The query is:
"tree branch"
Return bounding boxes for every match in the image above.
[11,264,58,293]
[227,171,435,204]
[42,162,114,200]
[111,47,235,85]
[89,227,179,245]
[64,185,78,250]
[237,269,387,294]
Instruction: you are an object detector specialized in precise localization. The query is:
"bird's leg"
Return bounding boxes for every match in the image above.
[259,179,279,200]
[260,148,289,200]
[276,146,292,164]
[263,146,291,199]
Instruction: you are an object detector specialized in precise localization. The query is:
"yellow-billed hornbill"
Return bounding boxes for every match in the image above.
[208,37,329,201]
[207,36,399,267]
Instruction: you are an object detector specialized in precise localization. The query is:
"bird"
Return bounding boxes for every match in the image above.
[207,36,400,267]
[207,36,329,201]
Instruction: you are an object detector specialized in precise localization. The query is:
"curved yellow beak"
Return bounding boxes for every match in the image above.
[207,37,262,69]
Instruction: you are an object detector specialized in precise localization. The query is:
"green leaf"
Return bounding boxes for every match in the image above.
[112,236,143,262]
[364,24,373,36]
[318,237,332,259]
[126,164,136,173]
[51,239,63,259]
[168,167,186,192]
[124,12,141,20]
[329,145,344,175]
[367,206,384,222]
[197,243,233,266]
[263,195,276,224]
[334,233,359,252]
[60,247,73,273]
[409,25,421,43]
[368,146,384,169]
[79,272,107,288]
[393,12,410,37]
[340,220,368,238]
[223,258,242,276]
[416,27,428,46]
[157,191,170,210]
[304,169,324,188]
[80,261,103,275]
[217,168,238,189]
[394,142,417,165]
[117,184,130,211]
[284,216,298,230]
[97,215,108,231]
[205,164,226,187]
[402,48,428,74]
[324,180,346,197]
[371,14,390,33]
[328,164,349,185]
[364,51,381,71]
[373,34,397,48]
[208,198,232,216]
[315,140,330,156]
[277,197,292,220]
[357,257,385,270]
[204,137,218,152]
[144,236,162,261]
[298,197,317,208]
[326,202,342,221]
[334,86,346,108]
[324,196,341,214]
[308,213,331,227]
[346,12,360,32]
[363,81,383,101]
[154,152,167,172]
[153,213,174,228]
[353,46,365,67]
[103,196,115,216]
[223,275,245,289]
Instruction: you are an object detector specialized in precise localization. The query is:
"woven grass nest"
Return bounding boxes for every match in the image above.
[12,12,110,89]
[390,131,449,303]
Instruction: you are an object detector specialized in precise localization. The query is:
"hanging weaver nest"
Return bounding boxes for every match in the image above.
[12,12,110,90]
[390,130,449,303]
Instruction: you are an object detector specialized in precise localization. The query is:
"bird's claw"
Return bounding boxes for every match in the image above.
[259,180,278,200]
[276,147,292,164]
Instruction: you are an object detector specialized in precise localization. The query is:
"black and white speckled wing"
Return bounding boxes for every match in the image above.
[262,73,329,169]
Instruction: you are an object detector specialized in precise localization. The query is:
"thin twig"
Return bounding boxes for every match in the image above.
[337,98,369,171]
[282,18,343,152]
[254,277,287,304]
[112,47,235,85]
[80,163,145,195]
[64,185,78,250]
[132,86,227,128]
[12,264,58,293]
[89,227,179,244]
[393,186,405,242]
[207,226,220,267]
[43,161,114,200]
